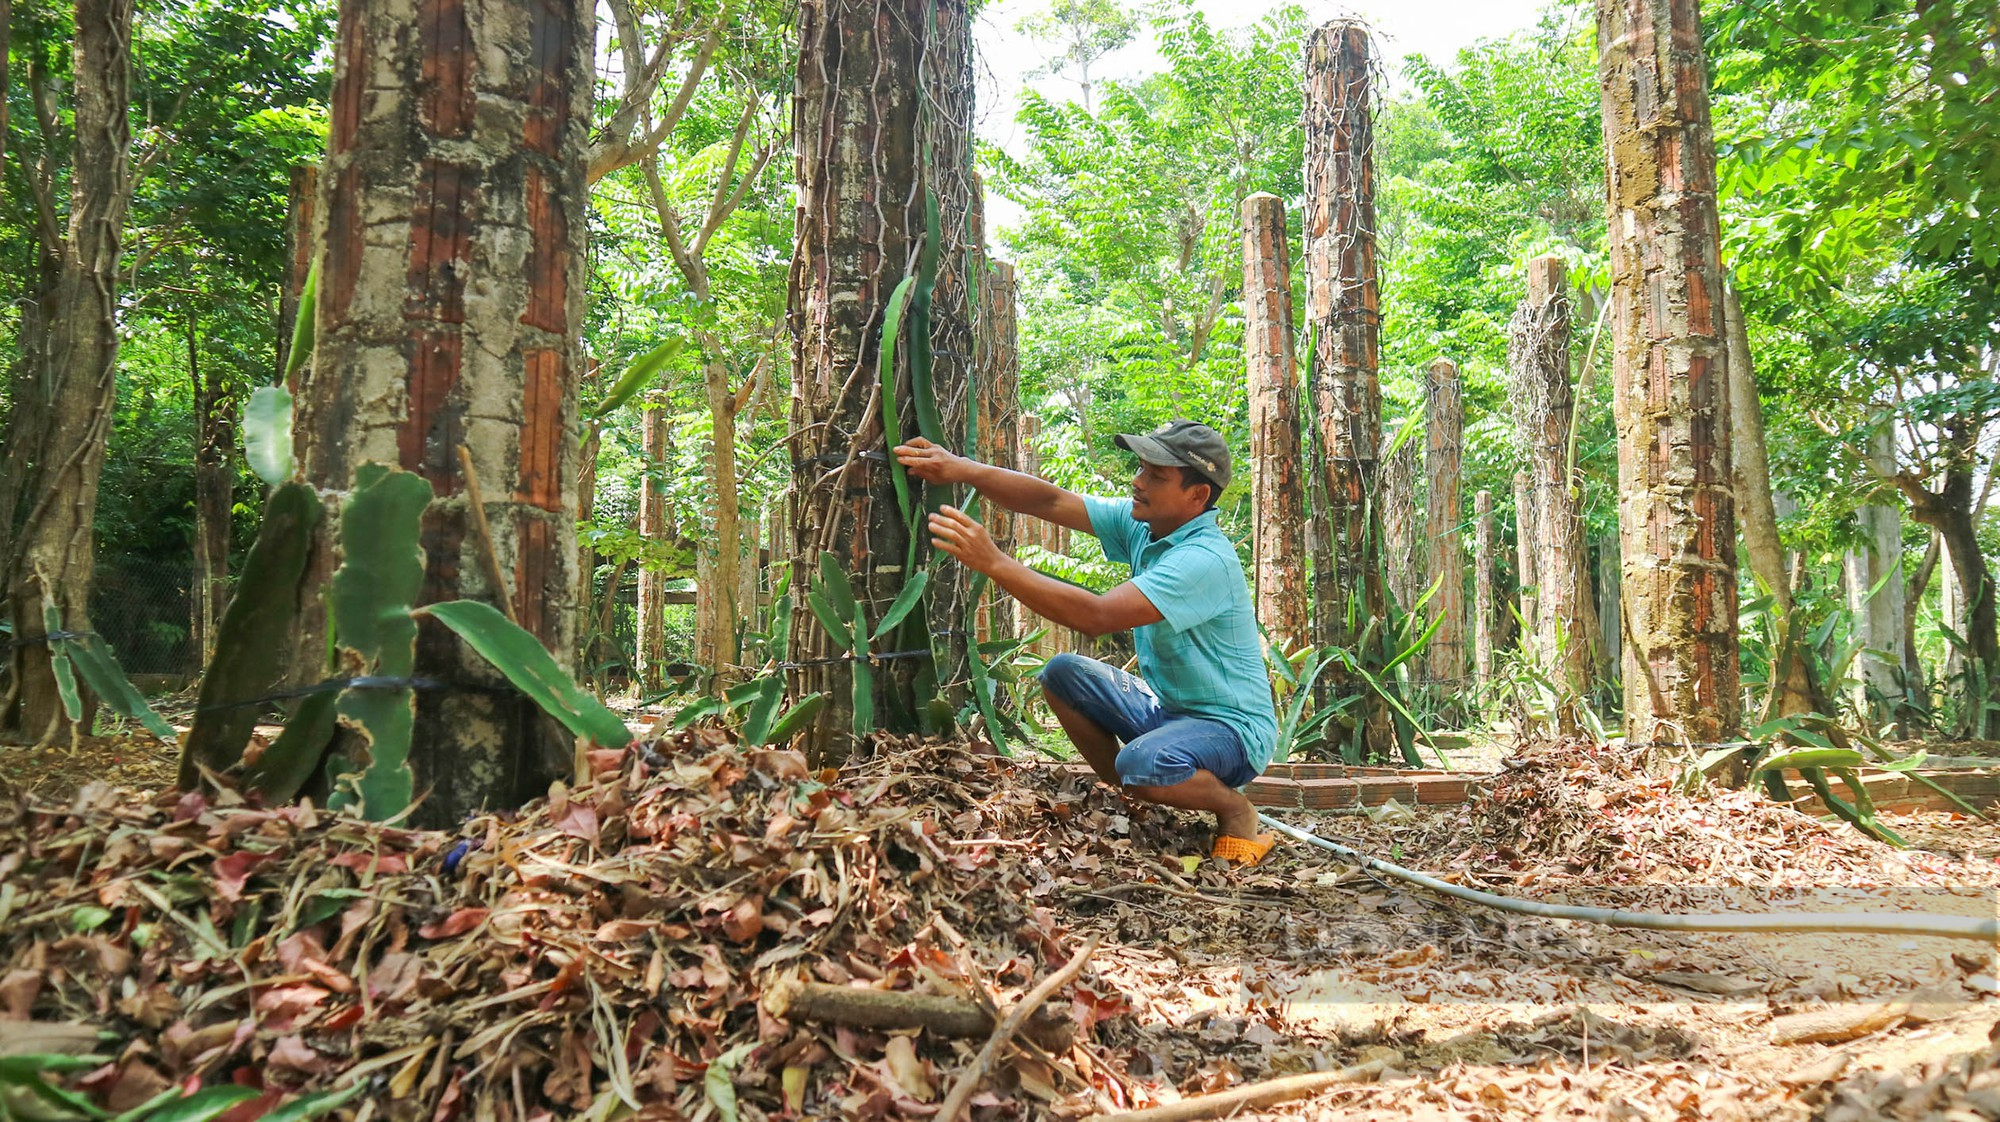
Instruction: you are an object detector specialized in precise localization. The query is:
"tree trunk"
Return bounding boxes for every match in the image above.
[1303,21,1390,756]
[1723,286,1786,611]
[1474,489,1495,688]
[738,507,762,637]
[575,378,600,669]
[1722,282,1814,723]
[636,392,670,689]
[787,0,927,759]
[631,148,747,687]
[190,314,234,667]
[1513,469,1538,644]
[275,164,317,392]
[974,258,1022,643]
[1424,358,1465,687]
[1598,0,1741,751]
[1597,537,1622,691]
[1,0,133,745]
[0,50,66,576]
[1381,428,1420,611]
[693,349,741,679]
[0,259,58,588]
[1942,558,1965,683]
[1018,414,1065,659]
[1241,192,1309,656]
[294,0,590,822]
[1844,421,1903,723]
[1508,255,1596,725]
[1892,420,1999,734]
[1907,462,1997,728]
[580,356,600,664]
[1904,532,1939,729]
[766,499,789,610]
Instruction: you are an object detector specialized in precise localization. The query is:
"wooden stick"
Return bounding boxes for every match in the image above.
[456,444,519,624]
[768,980,1073,1052]
[935,936,1100,1122]
[1086,1058,1389,1122]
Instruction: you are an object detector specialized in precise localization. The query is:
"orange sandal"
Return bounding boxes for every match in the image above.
[1211,832,1277,867]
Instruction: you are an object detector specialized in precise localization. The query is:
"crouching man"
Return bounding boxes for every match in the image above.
[894,421,1279,866]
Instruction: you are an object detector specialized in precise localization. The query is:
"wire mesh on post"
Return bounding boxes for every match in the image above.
[915,0,978,708]
[1507,255,1598,731]
[1424,359,1467,706]
[1380,427,1420,611]
[1302,19,1394,758]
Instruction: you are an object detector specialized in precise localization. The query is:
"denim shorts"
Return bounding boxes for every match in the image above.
[1037,653,1257,789]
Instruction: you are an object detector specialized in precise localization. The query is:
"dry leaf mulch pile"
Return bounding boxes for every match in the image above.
[0,730,1222,1121]
[1428,737,1979,890]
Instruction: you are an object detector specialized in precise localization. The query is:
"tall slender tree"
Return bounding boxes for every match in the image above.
[1014,0,1139,114]
[1241,192,1309,656]
[292,0,591,822]
[1381,429,1421,611]
[1513,469,1538,644]
[1891,417,1998,731]
[1424,358,1465,688]
[636,392,672,689]
[1474,489,1495,688]
[1598,0,1740,750]
[600,0,779,682]
[974,258,1022,642]
[0,0,133,744]
[1722,283,1816,726]
[1596,541,1622,690]
[189,314,233,665]
[1845,421,1904,723]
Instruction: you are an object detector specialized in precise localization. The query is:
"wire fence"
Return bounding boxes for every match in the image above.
[90,553,200,678]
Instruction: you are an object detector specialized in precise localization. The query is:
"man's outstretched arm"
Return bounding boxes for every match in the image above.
[926,506,1163,638]
[894,438,1096,536]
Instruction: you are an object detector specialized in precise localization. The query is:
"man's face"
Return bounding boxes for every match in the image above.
[1130,460,1207,524]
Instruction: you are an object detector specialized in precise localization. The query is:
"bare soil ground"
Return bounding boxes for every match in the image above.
[0,728,183,798]
[1072,784,1999,1120]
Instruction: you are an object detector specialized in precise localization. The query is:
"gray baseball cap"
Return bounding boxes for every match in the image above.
[1114,420,1232,492]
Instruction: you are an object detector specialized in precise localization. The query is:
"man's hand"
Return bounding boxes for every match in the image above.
[894,437,972,485]
[927,506,1006,575]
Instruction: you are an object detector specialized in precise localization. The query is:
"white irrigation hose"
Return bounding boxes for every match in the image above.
[1259,813,2000,943]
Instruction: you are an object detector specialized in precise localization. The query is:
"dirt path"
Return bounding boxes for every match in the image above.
[1049,745,2000,1120]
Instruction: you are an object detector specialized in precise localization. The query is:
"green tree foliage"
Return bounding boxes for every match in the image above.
[583,0,795,606]
[1710,0,2000,723]
[3,0,333,669]
[989,4,1308,512]
[1374,4,1613,543]
[1381,6,1604,376]
[1709,0,2000,499]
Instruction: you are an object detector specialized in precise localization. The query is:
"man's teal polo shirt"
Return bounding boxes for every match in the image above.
[1082,496,1279,774]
